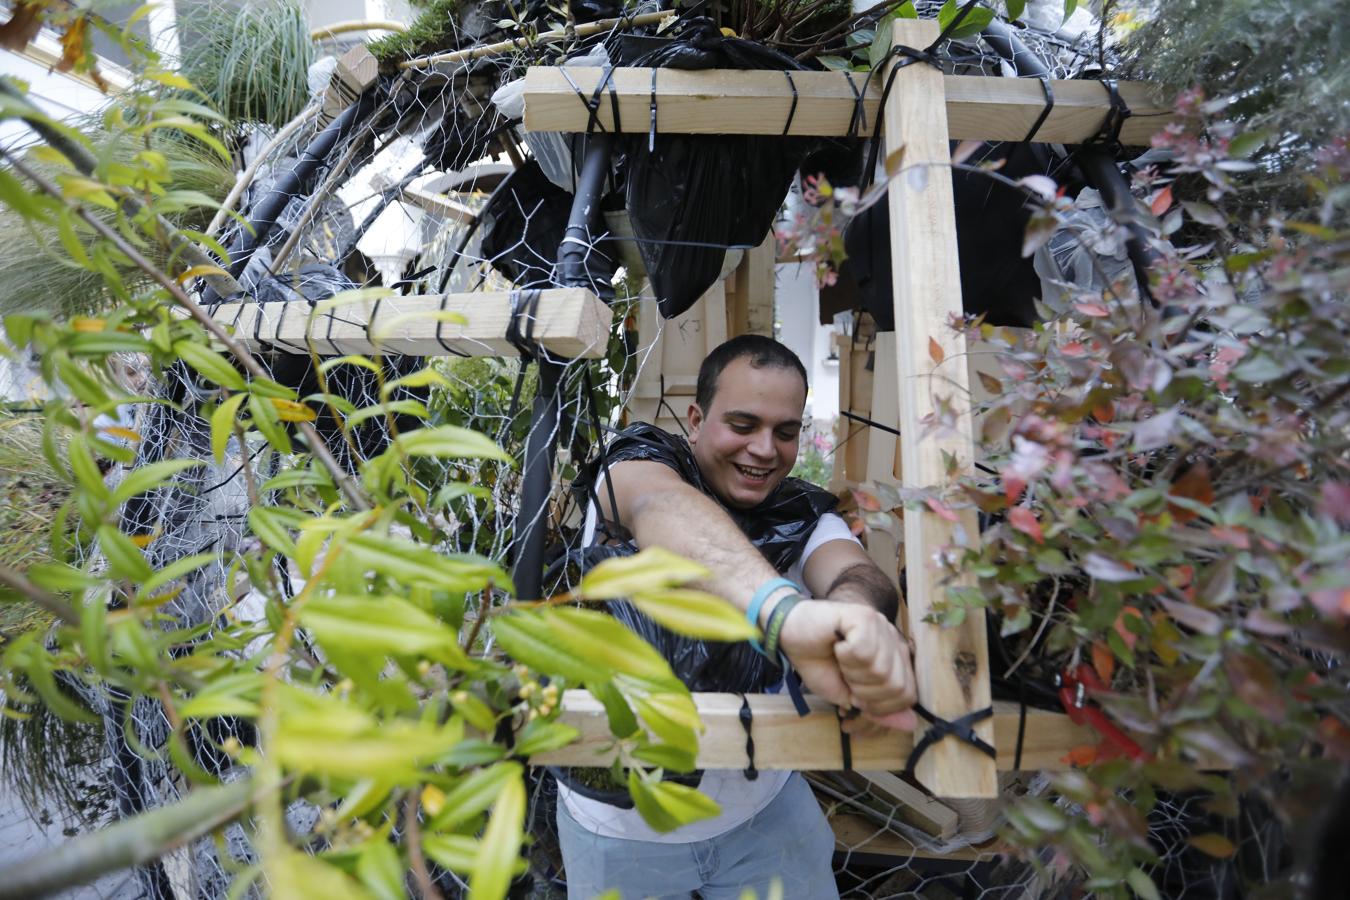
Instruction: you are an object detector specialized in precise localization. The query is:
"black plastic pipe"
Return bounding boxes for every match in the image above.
[557,133,615,288]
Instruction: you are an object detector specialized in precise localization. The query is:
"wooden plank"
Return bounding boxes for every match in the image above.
[533,691,1106,772]
[857,771,960,839]
[727,235,775,337]
[631,281,726,402]
[399,186,477,224]
[522,67,1173,145]
[865,331,902,483]
[885,19,995,800]
[211,289,612,358]
[319,45,379,128]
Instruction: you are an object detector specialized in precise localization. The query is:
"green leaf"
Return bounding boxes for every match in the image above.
[632,742,698,772]
[634,689,702,755]
[1063,0,1078,21]
[342,532,511,595]
[97,525,153,581]
[355,840,404,900]
[346,399,429,429]
[210,393,248,463]
[1126,867,1162,900]
[26,561,102,592]
[491,607,681,688]
[469,774,525,900]
[267,851,374,900]
[248,507,297,556]
[432,482,491,508]
[247,393,292,455]
[299,594,470,669]
[449,689,499,732]
[423,836,529,878]
[111,458,203,504]
[1005,0,1026,21]
[14,636,99,723]
[178,674,262,720]
[589,680,640,739]
[818,56,851,71]
[513,718,580,757]
[174,340,245,391]
[427,761,523,832]
[137,552,218,600]
[389,425,511,463]
[870,15,894,69]
[66,435,110,501]
[628,588,759,642]
[627,771,720,834]
[578,547,709,600]
[897,1,918,18]
[260,467,332,492]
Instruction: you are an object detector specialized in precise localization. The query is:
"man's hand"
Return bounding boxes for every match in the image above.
[776,600,917,732]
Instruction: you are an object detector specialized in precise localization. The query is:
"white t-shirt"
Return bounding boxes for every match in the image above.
[559,498,859,843]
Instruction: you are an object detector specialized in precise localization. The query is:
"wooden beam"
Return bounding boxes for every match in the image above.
[521,67,1173,145]
[828,811,1006,861]
[212,289,613,358]
[532,691,1099,772]
[399,186,478,224]
[885,19,996,800]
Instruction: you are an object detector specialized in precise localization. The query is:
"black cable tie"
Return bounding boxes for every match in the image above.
[839,409,900,438]
[1021,74,1055,145]
[784,667,811,717]
[434,291,469,358]
[649,67,659,152]
[902,703,996,779]
[506,288,543,359]
[738,694,758,781]
[603,64,622,136]
[839,724,853,772]
[1014,679,1028,772]
[1089,78,1132,151]
[842,70,865,137]
[782,70,799,137]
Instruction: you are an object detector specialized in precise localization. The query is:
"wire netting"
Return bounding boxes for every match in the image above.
[0,5,1285,899]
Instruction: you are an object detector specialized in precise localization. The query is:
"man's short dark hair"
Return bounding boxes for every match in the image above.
[695,335,809,411]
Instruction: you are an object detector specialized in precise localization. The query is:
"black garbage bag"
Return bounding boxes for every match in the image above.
[624,19,818,319]
[569,423,838,693]
[479,158,615,295]
[842,141,1052,330]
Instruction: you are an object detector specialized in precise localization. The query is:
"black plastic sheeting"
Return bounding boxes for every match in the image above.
[841,141,1056,330]
[479,158,615,295]
[623,19,818,319]
[569,423,837,692]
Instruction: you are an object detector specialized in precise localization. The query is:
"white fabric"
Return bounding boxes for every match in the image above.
[563,477,860,843]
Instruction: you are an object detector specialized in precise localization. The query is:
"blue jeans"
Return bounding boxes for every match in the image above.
[556,772,839,900]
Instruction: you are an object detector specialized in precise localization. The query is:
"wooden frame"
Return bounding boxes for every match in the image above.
[521,66,1173,145]
[532,691,1093,772]
[211,288,612,358]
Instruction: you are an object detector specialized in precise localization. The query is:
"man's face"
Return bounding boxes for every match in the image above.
[687,357,806,509]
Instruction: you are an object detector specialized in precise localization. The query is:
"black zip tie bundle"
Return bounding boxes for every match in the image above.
[781,70,799,137]
[505,288,543,359]
[1088,78,1132,153]
[738,694,758,781]
[434,290,470,358]
[902,702,996,779]
[559,63,623,136]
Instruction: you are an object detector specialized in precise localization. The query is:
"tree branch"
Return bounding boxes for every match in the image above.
[0,564,79,626]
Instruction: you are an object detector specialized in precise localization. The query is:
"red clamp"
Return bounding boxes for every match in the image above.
[1058,663,1149,762]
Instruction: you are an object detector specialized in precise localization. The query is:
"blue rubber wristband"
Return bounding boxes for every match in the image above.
[747,577,798,655]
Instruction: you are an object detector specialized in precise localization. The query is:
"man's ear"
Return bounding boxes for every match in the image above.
[686,402,704,442]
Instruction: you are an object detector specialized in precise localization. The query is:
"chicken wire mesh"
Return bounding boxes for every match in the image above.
[0,4,1277,899]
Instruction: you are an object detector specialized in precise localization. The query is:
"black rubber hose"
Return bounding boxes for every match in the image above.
[557,133,615,289]
[511,359,562,601]
[203,91,380,302]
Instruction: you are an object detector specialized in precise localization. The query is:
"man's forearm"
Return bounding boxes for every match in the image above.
[826,563,900,624]
[626,482,781,614]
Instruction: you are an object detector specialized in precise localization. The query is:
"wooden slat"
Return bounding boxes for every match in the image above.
[885,20,996,800]
[532,691,1097,772]
[829,810,1006,861]
[399,186,477,223]
[522,67,1172,145]
[212,289,612,358]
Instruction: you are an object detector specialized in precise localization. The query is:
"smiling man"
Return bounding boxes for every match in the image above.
[557,335,916,900]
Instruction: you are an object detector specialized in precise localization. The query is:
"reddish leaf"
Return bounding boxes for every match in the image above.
[853,489,882,512]
[1003,476,1027,505]
[1074,301,1111,317]
[1093,401,1116,423]
[847,515,865,537]
[1114,606,1142,651]
[1168,462,1215,524]
[925,497,959,522]
[1150,184,1174,216]
[1209,525,1250,549]
[1317,716,1350,763]
[1319,482,1350,525]
[1225,652,1285,722]
[928,337,946,365]
[1187,833,1237,859]
[1061,744,1099,767]
[1008,506,1044,543]
[977,371,1003,395]
[1309,587,1350,620]
[1159,597,1222,636]
[1091,641,1116,684]
[1060,340,1088,357]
